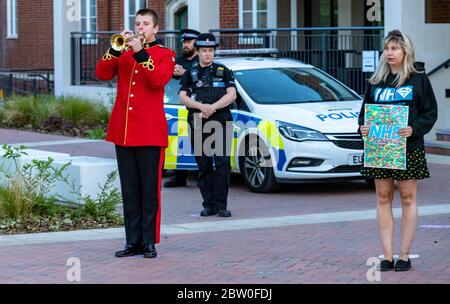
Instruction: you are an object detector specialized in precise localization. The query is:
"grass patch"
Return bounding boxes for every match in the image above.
[0,94,110,138]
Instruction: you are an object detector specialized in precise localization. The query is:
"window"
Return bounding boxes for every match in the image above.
[81,0,97,44]
[241,0,267,29]
[164,79,182,105]
[7,0,18,38]
[304,0,338,28]
[239,0,268,44]
[125,0,147,30]
[234,68,359,104]
[425,0,450,23]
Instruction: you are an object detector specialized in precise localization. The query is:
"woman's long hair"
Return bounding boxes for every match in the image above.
[369,30,419,87]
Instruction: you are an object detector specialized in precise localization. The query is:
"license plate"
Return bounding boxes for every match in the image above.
[348,154,363,166]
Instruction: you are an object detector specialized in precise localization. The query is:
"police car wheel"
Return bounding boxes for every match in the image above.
[239,137,278,193]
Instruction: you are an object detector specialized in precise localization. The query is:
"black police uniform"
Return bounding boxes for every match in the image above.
[179,34,236,216]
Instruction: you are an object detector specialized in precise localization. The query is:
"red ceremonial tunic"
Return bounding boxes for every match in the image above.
[96,40,175,147]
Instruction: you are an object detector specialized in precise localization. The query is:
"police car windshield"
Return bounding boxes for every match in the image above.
[234,67,359,104]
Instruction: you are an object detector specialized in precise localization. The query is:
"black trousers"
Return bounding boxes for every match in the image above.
[115,145,164,245]
[188,117,233,211]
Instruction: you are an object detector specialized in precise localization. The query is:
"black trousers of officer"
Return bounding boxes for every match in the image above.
[115,145,163,246]
[188,116,233,211]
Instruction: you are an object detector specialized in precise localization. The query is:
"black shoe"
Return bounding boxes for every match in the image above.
[394,259,412,271]
[164,176,187,188]
[379,259,395,271]
[200,208,217,216]
[217,209,232,217]
[115,244,144,257]
[144,244,157,258]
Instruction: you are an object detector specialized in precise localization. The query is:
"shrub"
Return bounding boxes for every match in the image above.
[0,145,123,233]
[0,181,34,220]
[0,144,72,220]
[0,102,5,123]
[56,96,109,126]
[0,95,110,135]
[74,171,122,222]
[1,95,57,128]
[85,127,106,139]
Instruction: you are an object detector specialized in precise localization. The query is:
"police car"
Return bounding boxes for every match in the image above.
[163,55,365,193]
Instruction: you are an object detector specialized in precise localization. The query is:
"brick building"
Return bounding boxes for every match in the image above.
[0,0,54,69]
[0,0,391,70]
[0,0,169,70]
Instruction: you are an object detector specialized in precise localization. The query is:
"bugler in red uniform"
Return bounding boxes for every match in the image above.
[96,40,175,147]
[95,9,176,259]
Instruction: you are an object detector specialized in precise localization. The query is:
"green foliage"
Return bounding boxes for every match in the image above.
[0,145,72,220]
[0,104,5,123]
[1,144,28,161]
[0,145,122,233]
[0,181,34,220]
[56,96,110,126]
[0,95,110,134]
[1,95,57,128]
[75,171,121,222]
[85,127,106,140]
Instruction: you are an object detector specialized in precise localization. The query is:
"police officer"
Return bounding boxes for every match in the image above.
[172,29,200,79]
[96,9,175,258]
[179,33,237,217]
[164,29,201,188]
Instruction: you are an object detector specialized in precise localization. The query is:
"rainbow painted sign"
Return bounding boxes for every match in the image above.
[364,104,409,170]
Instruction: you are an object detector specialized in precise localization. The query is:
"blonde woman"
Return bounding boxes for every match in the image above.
[358,30,438,271]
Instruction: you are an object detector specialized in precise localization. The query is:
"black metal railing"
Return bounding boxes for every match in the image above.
[428,58,450,77]
[71,30,180,86]
[209,27,384,95]
[71,27,384,94]
[0,69,54,97]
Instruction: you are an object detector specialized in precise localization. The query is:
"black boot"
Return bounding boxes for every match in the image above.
[144,243,158,258]
[217,209,232,217]
[200,208,218,216]
[115,244,144,257]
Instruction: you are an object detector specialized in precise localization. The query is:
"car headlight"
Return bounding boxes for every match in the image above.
[277,121,328,142]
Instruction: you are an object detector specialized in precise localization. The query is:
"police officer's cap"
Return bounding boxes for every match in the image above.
[180,29,200,42]
[195,33,219,48]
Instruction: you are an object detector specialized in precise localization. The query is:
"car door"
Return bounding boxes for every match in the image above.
[163,78,197,170]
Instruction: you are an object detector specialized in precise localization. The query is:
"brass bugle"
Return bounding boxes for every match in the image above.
[110,32,144,51]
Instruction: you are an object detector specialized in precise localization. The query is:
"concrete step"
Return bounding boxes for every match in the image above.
[425,140,450,156]
[52,156,120,203]
[436,129,450,142]
[0,149,72,177]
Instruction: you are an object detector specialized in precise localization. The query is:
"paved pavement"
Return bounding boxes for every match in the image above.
[1,128,449,284]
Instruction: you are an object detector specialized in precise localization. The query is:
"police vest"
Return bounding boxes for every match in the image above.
[189,63,229,112]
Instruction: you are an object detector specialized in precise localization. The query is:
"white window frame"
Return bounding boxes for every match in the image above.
[238,0,276,45]
[7,0,18,39]
[80,0,98,44]
[124,0,147,30]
